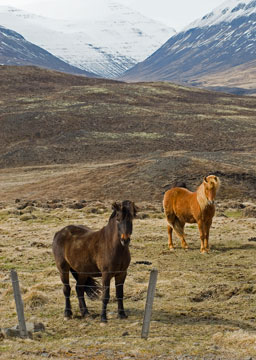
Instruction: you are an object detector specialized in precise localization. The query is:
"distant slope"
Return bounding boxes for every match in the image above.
[1,66,256,200]
[121,0,256,94]
[191,60,256,95]
[1,65,255,166]
[0,26,97,77]
[0,2,175,78]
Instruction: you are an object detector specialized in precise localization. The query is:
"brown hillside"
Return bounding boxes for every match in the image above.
[0,66,256,202]
[193,60,256,94]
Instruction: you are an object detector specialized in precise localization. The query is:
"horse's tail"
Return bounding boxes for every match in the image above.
[173,218,184,237]
[166,213,184,237]
[84,277,101,300]
[70,269,101,300]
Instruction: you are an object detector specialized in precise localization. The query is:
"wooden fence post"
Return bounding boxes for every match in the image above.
[10,269,28,338]
[141,269,158,339]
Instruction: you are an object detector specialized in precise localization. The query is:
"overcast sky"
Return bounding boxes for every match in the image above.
[123,0,226,30]
[0,0,226,31]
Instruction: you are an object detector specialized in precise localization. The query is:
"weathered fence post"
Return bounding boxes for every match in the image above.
[141,269,158,339]
[10,269,28,338]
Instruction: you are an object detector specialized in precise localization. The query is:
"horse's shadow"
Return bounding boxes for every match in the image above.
[210,243,256,253]
[129,308,256,332]
[162,242,256,254]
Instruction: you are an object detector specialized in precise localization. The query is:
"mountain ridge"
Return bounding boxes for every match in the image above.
[0,25,97,77]
[0,1,175,78]
[121,0,256,94]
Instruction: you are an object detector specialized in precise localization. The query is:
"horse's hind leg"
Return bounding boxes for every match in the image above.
[173,218,188,250]
[165,213,175,251]
[115,272,128,319]
[59,269,72,319]
[167,224,175,251]
[75,275,89,317]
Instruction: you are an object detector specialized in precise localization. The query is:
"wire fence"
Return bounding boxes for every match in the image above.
[0,271,256,349]
[0,267,159,340]
[1,267,256,310]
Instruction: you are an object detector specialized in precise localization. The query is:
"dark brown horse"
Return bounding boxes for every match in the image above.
[163,175,220,253]
[53,200,138,322]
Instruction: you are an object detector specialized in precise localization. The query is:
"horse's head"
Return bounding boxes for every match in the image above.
[203,175,220,205]
[112,200,138,246]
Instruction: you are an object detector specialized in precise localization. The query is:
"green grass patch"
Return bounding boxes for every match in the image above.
[224,210,243,218]
[0,210,12,221]
[0,345,12,353]
[91,131,163,140]
[128,132,163,140]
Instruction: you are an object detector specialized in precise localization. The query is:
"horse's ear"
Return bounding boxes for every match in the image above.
[204,176,208,183]
[112,202,121,212]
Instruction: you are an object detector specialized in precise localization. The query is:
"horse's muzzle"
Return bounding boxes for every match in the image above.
[120,234,131,246]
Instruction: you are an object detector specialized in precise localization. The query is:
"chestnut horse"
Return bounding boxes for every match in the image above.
[163,175,220,253]
[52,200,137,323]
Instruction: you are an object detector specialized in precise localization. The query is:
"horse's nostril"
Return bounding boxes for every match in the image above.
[121,234,130,239]
[124,238,131,245]
[120,235,131,246]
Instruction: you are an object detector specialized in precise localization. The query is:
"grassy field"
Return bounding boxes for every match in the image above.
[0,199,256,360]
[1,66,256,359]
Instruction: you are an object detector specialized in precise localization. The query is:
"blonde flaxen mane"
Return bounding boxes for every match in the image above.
[197,175,220,211]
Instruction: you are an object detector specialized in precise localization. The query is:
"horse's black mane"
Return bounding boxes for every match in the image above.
[109,210,117,220]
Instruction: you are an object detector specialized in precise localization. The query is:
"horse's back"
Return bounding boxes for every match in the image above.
[53,225,92,257]
[163,187,193,209]
[53,224,98,272]
[163,187,200,224]
[53,224,91,243]
[66,224,92,236]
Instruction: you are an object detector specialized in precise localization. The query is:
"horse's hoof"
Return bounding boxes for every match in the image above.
[118,313,128,319]
[200,249,208,254]
[81,311,90,318]
[64,311,73,320]
[169,247,175,252]
[100,317,108,324]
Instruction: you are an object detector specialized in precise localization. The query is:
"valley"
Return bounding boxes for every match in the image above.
[0,66,256,359]
[0,66,256,203]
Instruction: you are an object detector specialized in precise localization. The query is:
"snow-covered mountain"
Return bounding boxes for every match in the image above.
[121,0,256,91]
[0,25,96,76]
[183,0,256,30]
[0,1,175,78]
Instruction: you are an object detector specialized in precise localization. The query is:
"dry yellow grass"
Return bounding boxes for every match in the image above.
[1,199,256,359]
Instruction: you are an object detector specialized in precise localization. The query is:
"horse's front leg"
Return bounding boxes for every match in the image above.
[204,219,212,253]
[115,272,128,319]
[101,273,111,323]
[197,220,207,253]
